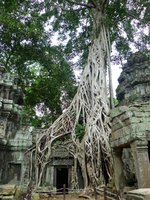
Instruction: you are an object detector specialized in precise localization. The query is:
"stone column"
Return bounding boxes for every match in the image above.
[113,148,126,193]
[49,166,55,189]
[45,166,50,185]
[131,140,150,188]
[68,167,72,189]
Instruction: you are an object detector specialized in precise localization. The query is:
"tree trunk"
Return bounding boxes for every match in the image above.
[34,4,112,189]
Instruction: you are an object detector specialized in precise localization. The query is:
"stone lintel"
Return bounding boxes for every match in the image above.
[51,158,74,166]
[131,140,150,188]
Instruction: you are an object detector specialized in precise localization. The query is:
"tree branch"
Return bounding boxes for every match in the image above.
[90,0,98,8]
[55,2,87,12]
[102,0,109,7]
[66,0,96,9]
[102,0,109,12]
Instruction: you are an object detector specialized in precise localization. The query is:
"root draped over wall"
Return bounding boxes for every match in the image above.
[33,6,113,189]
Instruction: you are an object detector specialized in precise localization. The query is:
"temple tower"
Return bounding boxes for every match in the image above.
[0,67,32,185]
[111,52,150,193]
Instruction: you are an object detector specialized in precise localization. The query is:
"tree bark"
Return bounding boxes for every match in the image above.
[34,4,112,189]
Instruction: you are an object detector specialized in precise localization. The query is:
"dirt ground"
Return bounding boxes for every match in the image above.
[47,194,104,200]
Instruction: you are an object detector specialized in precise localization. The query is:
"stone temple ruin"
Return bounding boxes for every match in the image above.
[0,67,32,186]
[0,52,150,199]
[111,52,150,199]
[0,67,76,192]
[32,130,78,192]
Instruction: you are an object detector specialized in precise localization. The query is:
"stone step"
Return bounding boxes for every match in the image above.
[1,196,14,200]
[0,185,16,196]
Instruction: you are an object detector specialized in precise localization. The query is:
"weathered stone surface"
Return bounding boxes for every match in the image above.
[31,193,40,200]
[111,102,150,148]
[13,186,26,200]
[0,71,33,184]
[126,189,150,200]
[122,149,136,186]
[111,106,129,119]
[0,66,32,185]
[2,196,14,200]
[131,141,150,188]
[113,149,126,192]
[116,52,150,105]
[52,158,74,166]
[31,192,51,200]
[51,146,72,158]
[0,185,16,196]
[39,193,50,199]
[111,53,150,193]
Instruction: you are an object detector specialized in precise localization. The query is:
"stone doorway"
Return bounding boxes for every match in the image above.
[56,167,68,193]
[8,163,21,184]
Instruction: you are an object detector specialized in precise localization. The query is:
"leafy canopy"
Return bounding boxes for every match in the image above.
[0,0,77,127]
[1,0,149,126]
[44,0,149,63]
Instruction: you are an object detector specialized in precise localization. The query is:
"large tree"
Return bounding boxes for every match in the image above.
[34,0,149,190]
[0,0,76,126]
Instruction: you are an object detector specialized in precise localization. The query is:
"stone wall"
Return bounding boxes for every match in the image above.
[116,52,150,105]
[0,127,33,185]
[111,102,150,148]
[111,52,150,196]
[0,67,32,185]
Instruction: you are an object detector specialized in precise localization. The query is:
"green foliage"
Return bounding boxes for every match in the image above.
[0,0,77,127]
[75,124,85,142]
[0,0,45,69]
[106,0,149,60]
[113,98,119,107]
[53,139,62,147]
[44,0,92,68]
[43,0,149,66]
[1,0,149,127]
[24,52,77,125]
